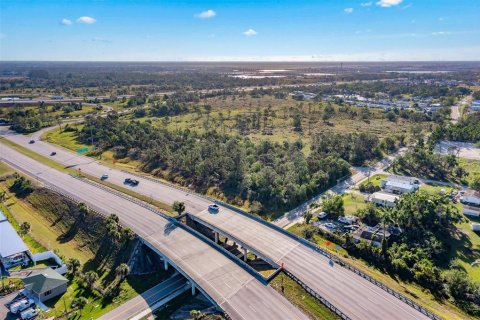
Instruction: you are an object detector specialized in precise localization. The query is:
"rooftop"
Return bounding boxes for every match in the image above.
[371,192,399,202]
[0,209,29,258]
[23,267,68,294]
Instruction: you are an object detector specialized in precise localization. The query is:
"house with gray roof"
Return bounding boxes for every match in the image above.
[22,267,68,302]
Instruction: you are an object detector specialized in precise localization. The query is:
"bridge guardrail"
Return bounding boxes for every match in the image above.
[284,269,351,320]
[119,170,442,320]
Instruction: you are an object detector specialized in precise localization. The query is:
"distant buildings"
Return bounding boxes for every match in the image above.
[471,100,480,111]
[292,91,317,101]
[0,210,32,269]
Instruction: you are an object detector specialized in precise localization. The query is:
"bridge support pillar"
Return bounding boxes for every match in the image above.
[214,232,219,244]
[243,247,248,262]
[191,283,196,295]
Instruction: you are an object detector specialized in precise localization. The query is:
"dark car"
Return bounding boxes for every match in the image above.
[131,179,139,186]
[124,178,133,184]
[50,151,57,156]
[29,140,35,144]
[208,204,220,213]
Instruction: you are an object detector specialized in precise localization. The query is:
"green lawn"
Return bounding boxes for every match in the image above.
[419,183,456,195]
[0,161,14,176]
[358,174,388,188]
[270,272,339,320]
[342,193,368,215]
[42,126,89,151]
[459,158,480,187]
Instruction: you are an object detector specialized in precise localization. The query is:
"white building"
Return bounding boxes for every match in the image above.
[0,210,32,269]
[368,192,399,208]
[463,206,480,217]
[461,190,480,207]
[471,100,480,111]
[381,175,419,194]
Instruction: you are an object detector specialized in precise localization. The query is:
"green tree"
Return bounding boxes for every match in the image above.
[72,296,88,311]
[321,195,344,218]
[67,258,81,275]
[20,222,31,235]
[84,271,98,290]
[115,263,130,281]
[303,210,313,225]
[172,201,186,215]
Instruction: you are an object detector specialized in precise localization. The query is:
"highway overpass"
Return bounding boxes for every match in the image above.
[1,128,438,320]
[0,142,308,320]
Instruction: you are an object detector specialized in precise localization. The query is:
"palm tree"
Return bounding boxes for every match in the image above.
[172,201,186,215]
[20,222,31,235]
[84,271,98,290]
[67,258,81,275]
[115,263,130,281]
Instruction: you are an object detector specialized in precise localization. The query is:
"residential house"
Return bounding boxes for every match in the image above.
[381,175,419,194]
[368,192,399,208]
[352,225,391,247]
[22,267,68,302]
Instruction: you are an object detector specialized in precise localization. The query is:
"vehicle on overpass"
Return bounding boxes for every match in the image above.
[208,203,220,213]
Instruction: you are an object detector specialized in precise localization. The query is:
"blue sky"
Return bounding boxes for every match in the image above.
[1,0,479,61]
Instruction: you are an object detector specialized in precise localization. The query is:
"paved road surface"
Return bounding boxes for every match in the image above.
[99,273,188,320]
[0,129,433,320]
[435,141,480,161]
[0,142,308,320]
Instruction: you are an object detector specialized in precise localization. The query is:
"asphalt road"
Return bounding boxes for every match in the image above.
[0,141,308,320]
[1,129,430,320]
[98,273,188,320]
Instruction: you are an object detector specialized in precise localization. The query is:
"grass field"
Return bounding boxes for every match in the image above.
[459,158,480,187]
[358,174,388,188]
[342,193,368,215]
[270,271,339,320]
[0,161,14,176]
[286,223,472,320]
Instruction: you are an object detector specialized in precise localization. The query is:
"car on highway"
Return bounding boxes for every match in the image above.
[20,307,38,320]
[9,298,34,314]
[29,140,35,144]
[124,178,139,186]
[208,203,220,213]
[50,151,57,156]
[101,173,109,180]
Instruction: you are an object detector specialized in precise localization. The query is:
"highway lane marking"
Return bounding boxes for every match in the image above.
[101,276,185,320]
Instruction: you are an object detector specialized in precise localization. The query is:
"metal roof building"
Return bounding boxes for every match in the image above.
[0,209,30,267]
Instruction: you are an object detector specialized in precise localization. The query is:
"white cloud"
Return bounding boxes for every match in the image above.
[376,0,403,7]
[344,8,354,13]
[196,9,216,19]
[77,16,96,24]
[361,2,373,7]
[243,28,257,36]
[61,18,72,26]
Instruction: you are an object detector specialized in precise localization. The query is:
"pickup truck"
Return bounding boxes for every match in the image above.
[10,298,34,314]
[20,307,38,320]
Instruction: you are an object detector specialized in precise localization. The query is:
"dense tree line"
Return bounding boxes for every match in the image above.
[79,114,351,213]
[441,113,480,142]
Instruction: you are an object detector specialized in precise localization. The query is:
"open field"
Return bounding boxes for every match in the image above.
[286,223,472,320]
[342,193,368,215]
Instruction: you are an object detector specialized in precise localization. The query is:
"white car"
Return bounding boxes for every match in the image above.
[101,173,109,180]
[338,216,358,225]
[317,211,328,219]
[20,307,38,320]
[324,222,337,230]
[10,298,34,314]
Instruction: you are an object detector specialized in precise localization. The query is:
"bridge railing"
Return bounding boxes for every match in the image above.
[283,269,351,320]
[118,168,443,320]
